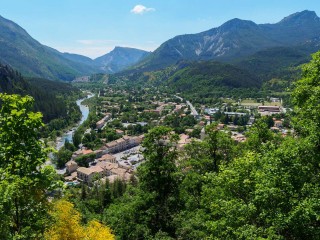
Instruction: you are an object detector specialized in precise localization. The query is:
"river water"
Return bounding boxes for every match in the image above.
[56,94,93,150]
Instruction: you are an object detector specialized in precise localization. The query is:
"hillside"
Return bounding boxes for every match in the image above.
[0,64,80,122]
[0,15,99,81]
[233,46,314,81]
[165,61,260,98]
[107,60,261,99]
[134,10,320,71]
[110,45,314,99]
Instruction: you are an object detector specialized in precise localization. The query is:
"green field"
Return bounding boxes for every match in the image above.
[240,99,282,107]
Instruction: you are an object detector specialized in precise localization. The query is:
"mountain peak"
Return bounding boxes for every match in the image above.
[279,10,319,25]
[220,18,257,31]
[114,46,127,50]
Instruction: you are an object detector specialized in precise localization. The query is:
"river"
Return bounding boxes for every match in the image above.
[56,94,93,150]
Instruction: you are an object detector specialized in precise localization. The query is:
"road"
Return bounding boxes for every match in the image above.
[174,95,183,101]
[186,100,199,117]
[175,95,199,118]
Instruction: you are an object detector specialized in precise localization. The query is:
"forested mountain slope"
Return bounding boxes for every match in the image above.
[0,15,99,81]
[0,64,80,122]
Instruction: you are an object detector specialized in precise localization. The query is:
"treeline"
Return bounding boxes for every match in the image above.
[0,93,115,239]
[0,64,82,123]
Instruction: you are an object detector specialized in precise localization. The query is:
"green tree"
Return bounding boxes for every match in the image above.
[63,139,76,152]
[105,126,180,239]
[245,118,275,152]
[205,123,235,171]
[54,147,72,169]
[0,94,59,239]
[201,135,320,239]
[292,51,320,145]
[72,129,82,148]
[139,127,180,236]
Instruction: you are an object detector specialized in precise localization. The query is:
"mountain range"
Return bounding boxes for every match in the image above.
[0,15,149,81]
[0,10,320,82]
[135,10,320,71]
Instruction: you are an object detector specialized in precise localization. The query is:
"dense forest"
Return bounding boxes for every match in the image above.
[0,64,82,123]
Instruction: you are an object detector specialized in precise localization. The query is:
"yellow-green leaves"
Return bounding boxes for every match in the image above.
[45,200,115,240]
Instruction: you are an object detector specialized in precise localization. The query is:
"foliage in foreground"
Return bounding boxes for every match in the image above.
[0,94,59,239]
[45,199,114,240]
[0,94,114,240]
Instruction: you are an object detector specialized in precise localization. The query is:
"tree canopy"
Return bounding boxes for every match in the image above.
[0,94,59,239]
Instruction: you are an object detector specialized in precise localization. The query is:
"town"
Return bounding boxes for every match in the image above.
[56,84,291,186]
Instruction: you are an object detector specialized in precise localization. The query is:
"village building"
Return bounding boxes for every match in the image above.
[136,121,148,127]
[100,172,132,183]
[96,113,112,129]
[178,134,192,150]
[185,128,193,134]
[200,127,206,140]
[77,166,105,184]
[204,108,220,115]
[104,135,144,154]
[274,120,283,128]
[227,125,238,131]
[231,133,246,142]
[217,123,225,130]
[96,154,117,163]
[258,106,281,116]
[116,129,124,135]
[96,161,119,176]
[71,148,93,159]
[95,161,132,181]
[271,126,280,132]
[174,105,183,112]
[224,112,247,116]
[248,116,255,125]
[65,172,77,182]
[204,115,211,121]
[65,160,78,174]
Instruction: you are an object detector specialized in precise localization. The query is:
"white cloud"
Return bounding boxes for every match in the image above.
[131,5,155,15]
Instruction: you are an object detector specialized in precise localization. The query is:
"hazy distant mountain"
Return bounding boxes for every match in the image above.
[135,10,320,71]
[0,15,99,81]
[62,52,98,67]
[94,47,150,73]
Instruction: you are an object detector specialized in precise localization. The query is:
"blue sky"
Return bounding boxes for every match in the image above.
[1,0,320,58]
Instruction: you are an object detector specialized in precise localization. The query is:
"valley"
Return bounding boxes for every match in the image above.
[56,93,93,150]
[1,6,320,240]
[56,77,290,186]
